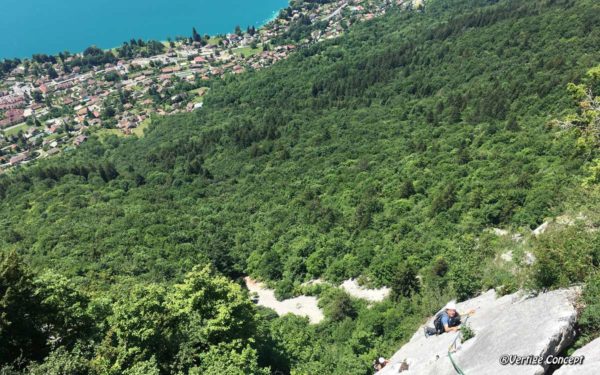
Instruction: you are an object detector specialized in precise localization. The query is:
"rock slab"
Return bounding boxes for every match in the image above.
[244,277,324,324]
[379,288,577,375]
[340,279,390,302]
[554,337,600,375]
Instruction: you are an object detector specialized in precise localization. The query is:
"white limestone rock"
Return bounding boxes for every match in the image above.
[533,221,550,237]
[492,228,510,236]
[500,251,513,262]
[379,288,577,375]
[524,251,536,265]
[244,277,324,324]
[554,337,600,375]
[340,279,390,302]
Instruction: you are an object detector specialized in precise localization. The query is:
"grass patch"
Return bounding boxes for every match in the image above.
[3,123,29,137]
[188,87,209,104]
[132,119,151,137]
[44,133,62,141]
[233,46,261,58]
[94,119,150,139]
[208,37,222,46]
[188,87,209,96]
[95,128,125,139]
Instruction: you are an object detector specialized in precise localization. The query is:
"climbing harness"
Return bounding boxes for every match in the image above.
[447,315,470,375]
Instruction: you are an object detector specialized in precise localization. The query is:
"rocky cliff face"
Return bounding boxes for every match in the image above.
[379,289,578,375]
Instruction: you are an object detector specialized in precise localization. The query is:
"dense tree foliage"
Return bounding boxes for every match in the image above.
[1,0,600,373]
[1,255,270,374]
[116,39,166,59]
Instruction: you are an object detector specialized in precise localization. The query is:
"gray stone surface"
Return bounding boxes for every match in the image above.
[554,337,600,375]
[533,221,550,237]
[379,289,577,375]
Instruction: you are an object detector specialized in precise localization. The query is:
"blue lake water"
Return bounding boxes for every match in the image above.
[0,0,289,59]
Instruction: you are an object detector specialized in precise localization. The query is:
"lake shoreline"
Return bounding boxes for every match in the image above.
[0,1,289,60]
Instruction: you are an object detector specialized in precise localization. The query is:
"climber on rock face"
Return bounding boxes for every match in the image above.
[424,302,475,337]
[373,357,389,371]
[440,302,461,333]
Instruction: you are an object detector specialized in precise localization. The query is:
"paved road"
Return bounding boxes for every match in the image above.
[322,1,348,22]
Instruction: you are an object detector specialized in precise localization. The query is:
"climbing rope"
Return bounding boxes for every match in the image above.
[447,315,470,375]
[448,351,466,375]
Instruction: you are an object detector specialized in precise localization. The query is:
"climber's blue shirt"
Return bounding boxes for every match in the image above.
[440,311,459,326]
[441,312,450,326]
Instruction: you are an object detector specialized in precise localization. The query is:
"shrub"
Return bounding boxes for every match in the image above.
[460,323,475,342]
[530,225,600,290]
[448,260,482,301]
[578,273,600,341]
[319,289,358,322]
[274,278,295,300]
[390,263,420,300]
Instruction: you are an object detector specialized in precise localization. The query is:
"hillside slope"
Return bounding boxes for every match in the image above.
[1,0,600,373]
[2,0,599,289]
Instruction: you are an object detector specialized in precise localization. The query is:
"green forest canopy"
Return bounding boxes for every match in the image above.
[1,0,600,373]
